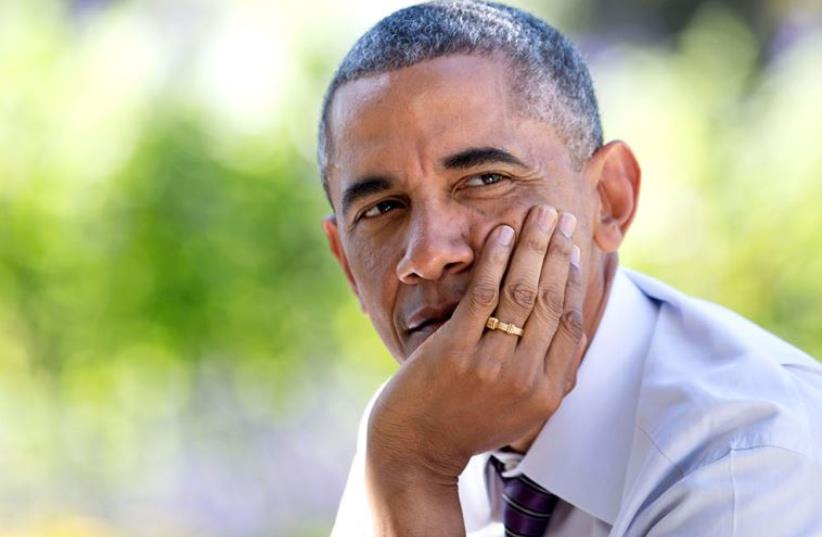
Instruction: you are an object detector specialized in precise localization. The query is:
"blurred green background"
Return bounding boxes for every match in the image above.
[0,0,819,536]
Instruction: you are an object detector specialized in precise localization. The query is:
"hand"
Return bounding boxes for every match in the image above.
[367,205,586,483]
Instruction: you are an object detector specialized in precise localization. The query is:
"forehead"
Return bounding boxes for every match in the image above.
[331,53,517,139]
[326,55,543,196]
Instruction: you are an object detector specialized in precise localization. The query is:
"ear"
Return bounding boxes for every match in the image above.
[322,215,367,314]
[584,141,641,253]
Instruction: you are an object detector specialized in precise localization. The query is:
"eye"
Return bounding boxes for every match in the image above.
[463,173,508,187]
[360,199,401,220]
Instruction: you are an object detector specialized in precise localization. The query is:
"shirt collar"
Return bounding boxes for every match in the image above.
[516,267,659,525]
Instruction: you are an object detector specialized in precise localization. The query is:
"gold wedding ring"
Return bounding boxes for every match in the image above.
[486,316,524,337]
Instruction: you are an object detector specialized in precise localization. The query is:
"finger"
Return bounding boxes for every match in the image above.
[518,212,577,354]
[448,224,516,342]
[564,333,587,394]
[486,205,557,347]
[544,257,585,380]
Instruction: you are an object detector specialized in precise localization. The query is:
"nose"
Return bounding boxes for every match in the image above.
[396,206,474,284]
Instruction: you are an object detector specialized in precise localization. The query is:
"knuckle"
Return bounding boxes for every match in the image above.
[524,234,548,253]
[537,284,565,318]
[561,309,584,339]
[506,280,537,308]
[567,263,582,285]
[549,235,572,257]
[507,372,534,398]
[474,358,501,384]
[470,282,498,309]
[534,388,562,415]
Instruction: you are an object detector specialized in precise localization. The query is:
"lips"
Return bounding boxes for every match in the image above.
[409,317,447,334]
[404,302,459,335]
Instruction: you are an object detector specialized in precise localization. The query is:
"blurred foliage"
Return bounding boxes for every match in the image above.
[594,4,822,356]
[0,0,819,536]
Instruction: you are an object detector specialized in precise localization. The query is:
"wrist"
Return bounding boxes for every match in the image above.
[365,446,465,537]
[366,427,466,485]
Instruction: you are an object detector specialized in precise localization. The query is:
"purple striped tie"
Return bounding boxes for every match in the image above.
[490,455,559,537]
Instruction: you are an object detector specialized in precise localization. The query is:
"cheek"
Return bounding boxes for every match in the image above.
[345,236,404,353]
[348,237,397,279]
[345,235,401,312]
[356,245,382,275]
[465,189,552,244]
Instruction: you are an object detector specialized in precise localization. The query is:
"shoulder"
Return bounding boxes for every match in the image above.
[625,268,822,469]
[619,444,822,536]
[616,270,822,534]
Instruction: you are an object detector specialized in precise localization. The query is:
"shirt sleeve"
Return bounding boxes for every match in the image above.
[330,382,388,537]
[627,446,822,536]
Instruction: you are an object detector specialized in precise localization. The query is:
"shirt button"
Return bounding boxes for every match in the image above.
[504,459,519,471]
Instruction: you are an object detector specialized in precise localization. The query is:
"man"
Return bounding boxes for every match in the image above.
[317,1,822,536]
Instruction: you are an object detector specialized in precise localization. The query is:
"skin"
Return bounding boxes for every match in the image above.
[322,53,640,536]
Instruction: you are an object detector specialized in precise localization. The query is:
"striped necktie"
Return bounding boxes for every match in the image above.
[490,455,559,537]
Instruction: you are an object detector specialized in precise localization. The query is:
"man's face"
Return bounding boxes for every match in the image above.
[324,54,599,361]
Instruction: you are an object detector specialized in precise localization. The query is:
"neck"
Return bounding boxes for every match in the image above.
[507,251,619,454]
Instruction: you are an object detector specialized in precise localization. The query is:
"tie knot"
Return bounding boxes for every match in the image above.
[490,455,559,537]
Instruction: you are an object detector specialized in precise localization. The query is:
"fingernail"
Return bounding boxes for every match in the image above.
[558,213,577,238]
[498,225,515,246]
[570,244,580,268]
[537,206,557,231]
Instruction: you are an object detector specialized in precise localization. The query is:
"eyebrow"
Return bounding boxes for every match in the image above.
[341,175,393,217]
[339,147,525,218]
[442,146,528,169]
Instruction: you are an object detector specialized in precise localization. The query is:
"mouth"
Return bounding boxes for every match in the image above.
[408,317,449,335]
[404,302,459,338]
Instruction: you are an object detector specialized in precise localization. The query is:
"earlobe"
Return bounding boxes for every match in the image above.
[322,215,368,314]
[588,141,641,253]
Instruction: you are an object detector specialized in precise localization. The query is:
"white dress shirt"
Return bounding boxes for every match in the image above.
[331,268,822,536]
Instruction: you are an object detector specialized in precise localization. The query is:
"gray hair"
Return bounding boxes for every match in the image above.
[317,0,603,202]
